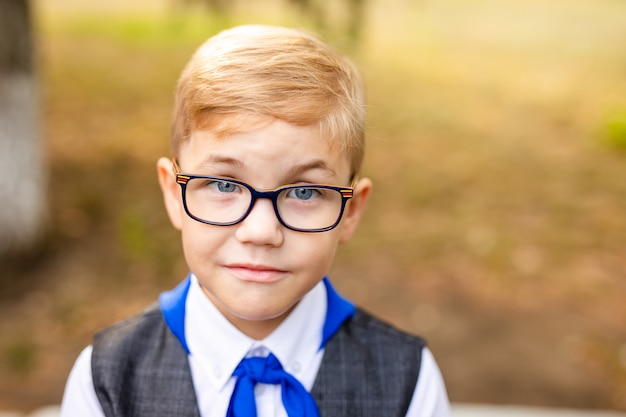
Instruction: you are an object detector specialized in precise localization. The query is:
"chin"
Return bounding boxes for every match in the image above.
[239,298,300,321]
[236,306,290,322]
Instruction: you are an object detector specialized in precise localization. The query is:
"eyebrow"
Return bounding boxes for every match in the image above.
[195,155,244,171]
[283,160,338,182]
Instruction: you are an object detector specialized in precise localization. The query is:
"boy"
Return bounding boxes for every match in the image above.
[61,25,450,416]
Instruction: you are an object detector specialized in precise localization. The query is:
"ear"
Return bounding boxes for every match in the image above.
[157,157,183,231]
[339,177,372,244]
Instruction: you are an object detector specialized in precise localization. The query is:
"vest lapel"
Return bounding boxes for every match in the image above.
[311,321,379,417]
[92,307,201,417]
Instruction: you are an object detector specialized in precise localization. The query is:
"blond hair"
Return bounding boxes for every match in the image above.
[170,25,366,174]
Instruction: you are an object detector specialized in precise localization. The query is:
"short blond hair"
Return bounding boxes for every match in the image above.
[170,25,366,174]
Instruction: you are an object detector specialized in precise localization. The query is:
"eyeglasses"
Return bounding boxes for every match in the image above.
[172,159,355,232]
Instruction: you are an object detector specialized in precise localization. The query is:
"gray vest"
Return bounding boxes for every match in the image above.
[92,305,425,416]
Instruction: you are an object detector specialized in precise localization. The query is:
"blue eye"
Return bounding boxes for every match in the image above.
[210,181,240,193]
[289,188,320,200]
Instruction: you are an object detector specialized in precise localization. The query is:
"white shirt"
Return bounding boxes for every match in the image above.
[61,276,450,416]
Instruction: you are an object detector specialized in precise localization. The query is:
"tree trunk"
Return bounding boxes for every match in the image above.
[0,0,46,254]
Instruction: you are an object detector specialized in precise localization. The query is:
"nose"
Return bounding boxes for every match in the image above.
[234,198,284,247]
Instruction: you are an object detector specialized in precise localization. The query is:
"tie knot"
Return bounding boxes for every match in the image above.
[234,353,284,385]
[227,352,320,417]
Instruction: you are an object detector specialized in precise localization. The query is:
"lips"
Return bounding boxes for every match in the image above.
[225,264,289,283]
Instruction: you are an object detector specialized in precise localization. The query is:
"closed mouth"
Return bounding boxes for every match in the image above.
[225,264,288,283]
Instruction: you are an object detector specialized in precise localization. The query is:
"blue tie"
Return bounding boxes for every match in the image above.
[226,353,320,417]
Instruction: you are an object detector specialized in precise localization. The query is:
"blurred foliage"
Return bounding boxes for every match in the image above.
[45,13,228,46]
[171,0,367,45]
[603,112,626,151]
[4,337,37,375]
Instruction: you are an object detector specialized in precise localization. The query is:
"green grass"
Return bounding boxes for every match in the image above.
[41,13,228,47]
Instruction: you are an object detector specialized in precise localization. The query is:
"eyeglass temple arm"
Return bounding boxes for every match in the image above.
[171,158,182,174]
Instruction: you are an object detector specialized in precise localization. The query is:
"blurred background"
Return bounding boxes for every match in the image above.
[0,0,625,413]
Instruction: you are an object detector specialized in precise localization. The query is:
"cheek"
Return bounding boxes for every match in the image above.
[180,222,228,264]
[295,233,341,272]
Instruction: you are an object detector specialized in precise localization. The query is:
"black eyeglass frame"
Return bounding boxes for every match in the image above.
[172,159,356,233]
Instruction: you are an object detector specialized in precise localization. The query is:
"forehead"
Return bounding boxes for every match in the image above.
[180,119,352,183]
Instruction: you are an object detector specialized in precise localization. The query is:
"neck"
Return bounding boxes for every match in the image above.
[200,286,298,340]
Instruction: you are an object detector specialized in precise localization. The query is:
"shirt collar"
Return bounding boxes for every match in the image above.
[259,279,326,376]
[185,274,253,389]
[184,274,327,390]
